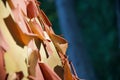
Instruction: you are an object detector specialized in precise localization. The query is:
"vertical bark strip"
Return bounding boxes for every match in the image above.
[55,0,96,80]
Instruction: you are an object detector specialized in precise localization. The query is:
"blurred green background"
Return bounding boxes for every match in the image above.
[39,0,120,80]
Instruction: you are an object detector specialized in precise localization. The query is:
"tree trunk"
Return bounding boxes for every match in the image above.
[116,0,120,48]
[55,0,96,80]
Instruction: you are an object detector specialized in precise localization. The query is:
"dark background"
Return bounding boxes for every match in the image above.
[39,0,120,80]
